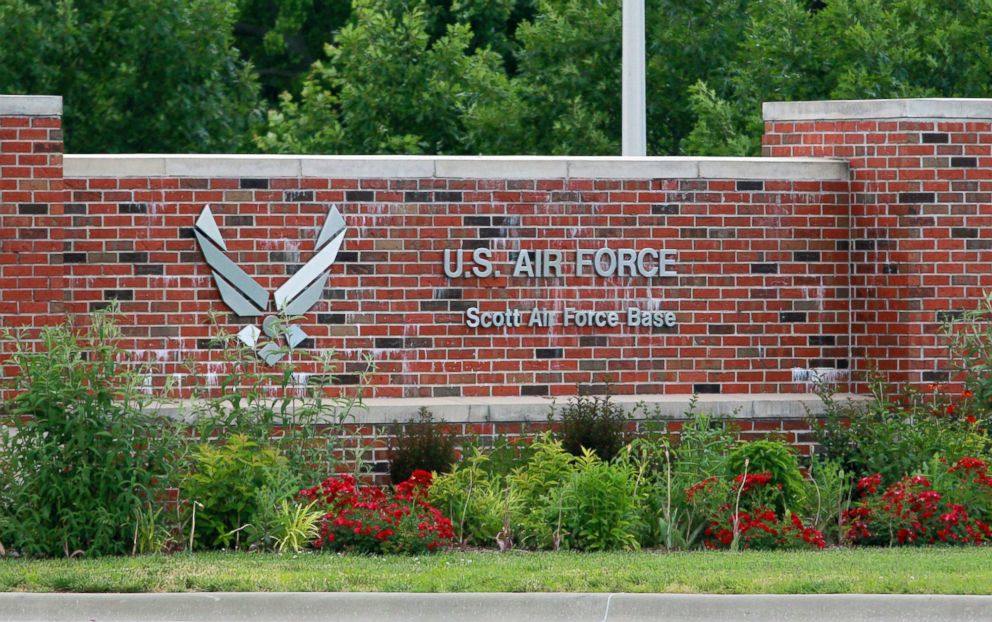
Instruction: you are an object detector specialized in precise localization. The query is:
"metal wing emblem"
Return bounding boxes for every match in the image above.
[193,205,347,364]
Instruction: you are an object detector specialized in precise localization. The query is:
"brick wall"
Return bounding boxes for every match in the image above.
[763,100,992,391]
[56,163,850,399]
[0,96,64,337]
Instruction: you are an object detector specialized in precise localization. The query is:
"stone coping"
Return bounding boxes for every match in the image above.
[0,94,62,116]
[63,154,848,181]
[147,393,868,425]
[764,98,992,121]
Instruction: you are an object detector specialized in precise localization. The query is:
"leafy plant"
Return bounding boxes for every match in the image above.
[726,440,806,514]
[388,407,457,485]
[429,450,515,546]
[301,470,455,554]
[551,392,630,462]
[268,500,323,554]
[557,451,642,551]
[0,307,182,557]
[184,312,375,487]
[812,379,989,484]
[181,435,293,550]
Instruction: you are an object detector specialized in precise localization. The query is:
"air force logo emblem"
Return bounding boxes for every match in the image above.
[193,205,346,365]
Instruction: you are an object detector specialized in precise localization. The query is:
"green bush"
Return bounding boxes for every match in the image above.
[726,440,806,514]
[388,407,457,485]
[813,380,989,484]
[557,452,642,551]
[552,392,630,462]
[182,434,293,550]
[0,309,181,557]
[429,450,513,547]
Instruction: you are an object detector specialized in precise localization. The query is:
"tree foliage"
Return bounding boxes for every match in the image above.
[0,0,260,153]
[3,0,992,155]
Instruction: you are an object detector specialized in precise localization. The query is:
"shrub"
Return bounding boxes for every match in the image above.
[0,309,181,557]
[812,380,989,484]
[185,313,374,485]
[557,451,643,551]
[429,450,514,546]
[388,407,457,485]
[552,392,630,461]
[301,470,454,554]
[507,434,578,548]
[726,440,806,514]
[182,434,293,550]
[843,457,992,546]
[687,471,824,550]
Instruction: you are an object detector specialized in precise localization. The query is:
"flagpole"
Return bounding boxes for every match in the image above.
[621,0,646,156]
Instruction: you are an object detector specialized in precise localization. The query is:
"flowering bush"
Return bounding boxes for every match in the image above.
[686,471,824,550]
[843,457,992,546]
[299,470,455,554]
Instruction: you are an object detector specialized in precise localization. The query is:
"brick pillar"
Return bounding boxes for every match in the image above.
[0,95,65,335]
[763,99,992,390]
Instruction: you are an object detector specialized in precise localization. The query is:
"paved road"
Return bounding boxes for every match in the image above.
[2,592,991,621]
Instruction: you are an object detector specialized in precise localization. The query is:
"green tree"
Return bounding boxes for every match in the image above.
[0,0,260,153]
[233,0,352,100]
[257,0,525,154]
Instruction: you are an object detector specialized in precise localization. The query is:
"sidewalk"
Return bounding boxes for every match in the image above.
[2,593,991,621]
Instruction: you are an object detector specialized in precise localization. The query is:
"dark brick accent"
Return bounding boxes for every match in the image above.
[225,215,253,227]
[345,190,374,201]
[922,133,949,144]
[952,227,978,238]
[854,239,876,251]
[179,228,196,239]
[119,203,147,214]
[63,253,86,263]
[375,337,404,349]
[65,203,86,215]
[967,239,992,250]
[693,383,721,394]
[196,338,223,350]
[736,181,763,191]
[240,178,268,189]
[337,251,358,263]
[479,228,504,238]
[283,190,314,202]
[750,263,778,274]
[435,191,462,202]
[135,264,163,276]
[333,374,361,385]
[432,386,461,398]
[404,191,431,202]
[433,288,462,300]
[119,252,148,263]
[317,313,346,324]
[536,348,564,359]
[465,216,490,226]
[882,264,899,274]
[899,192,935,203]
[708,325,734,335]
[652,204,679,215]
[779,312,807,322]
[521,385,549,396]
[794,251,821,262]
[17,203,46,215]
[951,157,978,168]
[808,335,836,346]
[936,310,964,323]
[922,371,950,382]
[461,239,489,250]
[104,289,133,301]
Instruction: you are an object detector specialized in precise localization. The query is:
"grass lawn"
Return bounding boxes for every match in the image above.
[1,548,991,594]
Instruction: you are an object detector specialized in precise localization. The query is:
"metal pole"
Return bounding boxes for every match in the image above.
[621,0,646,156]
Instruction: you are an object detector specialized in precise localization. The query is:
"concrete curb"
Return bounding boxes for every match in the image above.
[2,593,991,622]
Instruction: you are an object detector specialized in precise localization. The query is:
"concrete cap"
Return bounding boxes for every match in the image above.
[64,154,848,181]
[0,95,62,116]
[145,393,868,425]
[764,98,992,121]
